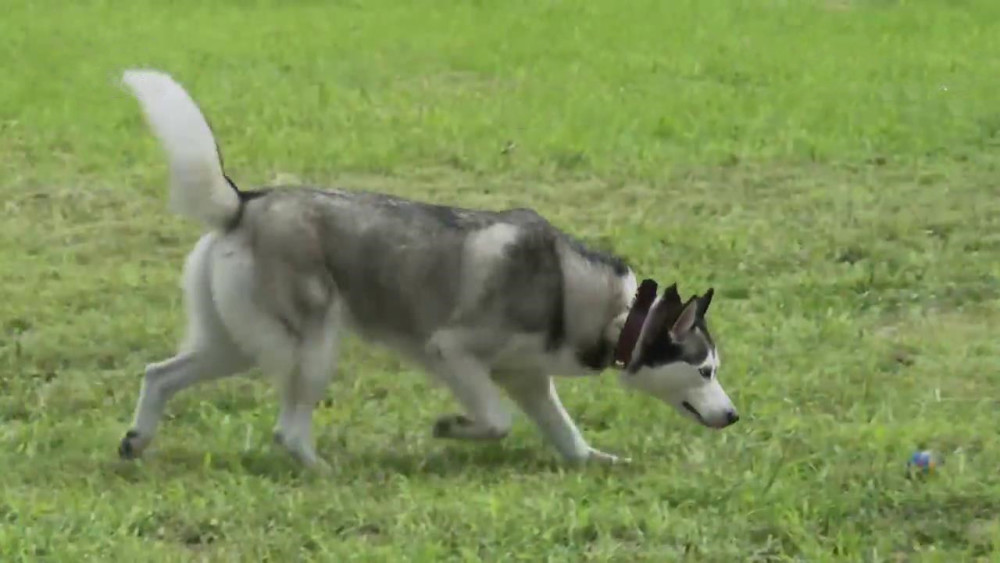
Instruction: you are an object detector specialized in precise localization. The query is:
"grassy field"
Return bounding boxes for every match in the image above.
[2,0,1000,559]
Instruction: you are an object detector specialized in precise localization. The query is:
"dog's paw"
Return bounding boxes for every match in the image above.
[273,430,329,471]
[307,457,333,476]
[432,414,474,438]
[432,414,509,441]
[118,429,147,460]
[586,447,631,465]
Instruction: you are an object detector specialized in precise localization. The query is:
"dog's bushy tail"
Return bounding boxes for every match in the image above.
[122,69,241,229]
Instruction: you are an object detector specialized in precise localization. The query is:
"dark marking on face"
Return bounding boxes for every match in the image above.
[681,401,703,422]
[628,285,717,372]
[637,338,688,368]
[637,322,714,370]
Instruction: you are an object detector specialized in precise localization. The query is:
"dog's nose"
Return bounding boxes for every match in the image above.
[725,410,740,426]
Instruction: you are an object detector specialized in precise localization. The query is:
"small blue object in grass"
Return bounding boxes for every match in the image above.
[907,450,938,475]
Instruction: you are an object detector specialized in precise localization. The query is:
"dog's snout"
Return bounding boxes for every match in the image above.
[725,410,740,426]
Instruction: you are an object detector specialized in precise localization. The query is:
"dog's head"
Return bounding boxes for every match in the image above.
[619,283,738,429]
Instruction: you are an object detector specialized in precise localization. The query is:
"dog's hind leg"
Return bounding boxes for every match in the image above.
[425,330,512,442]
[272,309,341,470]
[120,347,250,459]
[119,235,252,459]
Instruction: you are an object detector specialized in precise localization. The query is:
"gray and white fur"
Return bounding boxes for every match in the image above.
[117,69,739,469]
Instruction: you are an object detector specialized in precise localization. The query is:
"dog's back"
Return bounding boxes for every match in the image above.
[229,187,588,363]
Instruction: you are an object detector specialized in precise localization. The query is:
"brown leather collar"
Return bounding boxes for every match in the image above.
[612,279,658,369]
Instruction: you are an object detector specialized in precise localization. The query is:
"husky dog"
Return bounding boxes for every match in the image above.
[117,69,739,469]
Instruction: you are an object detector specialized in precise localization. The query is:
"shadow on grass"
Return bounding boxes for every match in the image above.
[104,440,643,483]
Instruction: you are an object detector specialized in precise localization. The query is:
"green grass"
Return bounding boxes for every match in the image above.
[2,0,1000,559]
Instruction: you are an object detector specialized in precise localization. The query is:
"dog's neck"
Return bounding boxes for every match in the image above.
[606,279,658,370]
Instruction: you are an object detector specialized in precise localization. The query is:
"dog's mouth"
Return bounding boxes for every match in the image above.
[681,401,704,423]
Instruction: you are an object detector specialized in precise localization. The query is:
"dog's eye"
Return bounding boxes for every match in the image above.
[698,366,712,379]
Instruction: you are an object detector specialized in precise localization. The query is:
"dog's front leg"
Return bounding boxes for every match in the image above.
[501,374,629,464]
[425,331,511,442]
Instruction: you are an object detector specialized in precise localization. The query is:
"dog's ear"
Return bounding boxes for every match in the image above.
[626,284,690,371]
[632,285,676,347]
[697,287,714,317]
[638,297,671,345]
[634,279,659,307]
[669,298,699,340]
[663,283,682,308]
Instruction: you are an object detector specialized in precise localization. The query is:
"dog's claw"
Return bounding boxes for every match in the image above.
[587,447,630,465]
[308,458,333,475]
[119,429,142,460]
[432,414,472,438]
